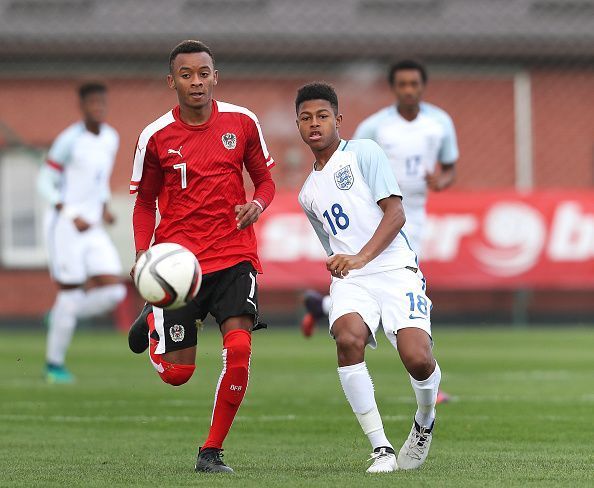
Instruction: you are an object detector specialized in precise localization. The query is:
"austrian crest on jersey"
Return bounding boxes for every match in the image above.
[222,132,237,150]
[334,165,354,190]
[169,324,185,342]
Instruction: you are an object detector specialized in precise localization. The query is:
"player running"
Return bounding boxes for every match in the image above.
[127,40,275,474]
[302,59,458,330]
[38,83,126,384]
[296,83,442,473]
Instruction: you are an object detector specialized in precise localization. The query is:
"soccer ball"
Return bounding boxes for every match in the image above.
[133,243,202,310]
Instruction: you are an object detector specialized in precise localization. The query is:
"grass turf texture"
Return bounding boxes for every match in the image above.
[1,327,592,487]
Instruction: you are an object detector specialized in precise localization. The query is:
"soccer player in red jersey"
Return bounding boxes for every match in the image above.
[127,40,275,474]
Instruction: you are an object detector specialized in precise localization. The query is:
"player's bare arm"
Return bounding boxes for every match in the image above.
[327,195,405,278]
[426,162,456,191]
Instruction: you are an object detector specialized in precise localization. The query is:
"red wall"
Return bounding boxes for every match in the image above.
[0,74,519,192]
[1,68,593,318]
[532,69,594,187]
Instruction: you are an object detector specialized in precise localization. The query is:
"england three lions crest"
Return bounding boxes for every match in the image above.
[334,165,354,190]
[222,132,237,150]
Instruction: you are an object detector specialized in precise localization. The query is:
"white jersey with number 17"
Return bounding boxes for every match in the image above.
[353,102,458,213]
[298,139,417,277]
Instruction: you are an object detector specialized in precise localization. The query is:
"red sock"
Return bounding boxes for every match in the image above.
[202,329,251,449]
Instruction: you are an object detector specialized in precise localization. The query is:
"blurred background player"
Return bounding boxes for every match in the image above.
[354,59,458,255]
[37,83,126,384]
[127,40,275,474]
[302,60,458,403]
[296,83,441,473]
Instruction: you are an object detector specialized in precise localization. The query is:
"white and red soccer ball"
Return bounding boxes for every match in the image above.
[133,243,201,310]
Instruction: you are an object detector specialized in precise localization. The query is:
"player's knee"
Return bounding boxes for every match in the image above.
[335,331,366,356]
[105,283,127,306]
[224,329,252,365]
[158,361,196,386]
[150,346,196,387]
[403,351,435,381]
[55,289,83,313]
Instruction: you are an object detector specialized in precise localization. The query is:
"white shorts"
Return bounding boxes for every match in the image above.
[328,267,432,349]
[46,213,122,284]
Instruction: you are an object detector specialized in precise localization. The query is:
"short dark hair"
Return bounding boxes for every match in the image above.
[169,40,214,72]
[78,82,106,100]
[295,82,339,115]
[388,59,428,85]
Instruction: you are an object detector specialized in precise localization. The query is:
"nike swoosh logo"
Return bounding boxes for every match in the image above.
[409,314,425,320]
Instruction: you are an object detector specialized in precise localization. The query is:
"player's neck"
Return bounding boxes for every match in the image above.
[397,104,420,121]
[179,101,213,126]
[312,137,341,171]
[84,120,101,135]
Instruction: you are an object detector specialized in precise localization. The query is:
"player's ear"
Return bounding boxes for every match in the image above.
[213,70,218,86]
[167,74,176,90]
[335,113,343,129]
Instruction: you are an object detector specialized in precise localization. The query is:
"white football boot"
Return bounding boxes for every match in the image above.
[397,420,434,470]
[366,446,397,473]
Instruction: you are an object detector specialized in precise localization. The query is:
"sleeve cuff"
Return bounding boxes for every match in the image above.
[252,199,265,211]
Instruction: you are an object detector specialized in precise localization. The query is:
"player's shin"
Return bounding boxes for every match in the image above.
[338,362,393,450]
[410,361,441,428]
[202,329,251,450]
[46,289,84,366]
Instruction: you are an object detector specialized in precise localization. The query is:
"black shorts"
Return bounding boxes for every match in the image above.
[153,261,258,353]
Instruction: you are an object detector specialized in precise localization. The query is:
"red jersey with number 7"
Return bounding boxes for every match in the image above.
[130,100,275,274]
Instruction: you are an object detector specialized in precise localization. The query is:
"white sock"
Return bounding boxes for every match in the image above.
[46,289,83,366]
[322,295,332,315]
[338,362,393,450]
[410,361,441,428]
[76,284,126,319]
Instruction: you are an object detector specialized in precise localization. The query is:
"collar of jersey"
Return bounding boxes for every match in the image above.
[173,100,219,131]
[80,121,105,137]
[393,104,422,124]
[312,139,348,172]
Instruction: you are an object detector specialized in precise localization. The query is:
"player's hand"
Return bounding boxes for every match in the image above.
[103,207,116,225]
[55,203,63,212]
[425,171,443,191]
[130,250,146,279]
[326,253,367,279]
[235,202,262,230]
[73,217,90,232]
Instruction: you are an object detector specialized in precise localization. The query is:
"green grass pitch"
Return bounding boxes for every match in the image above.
[1,326,593,487]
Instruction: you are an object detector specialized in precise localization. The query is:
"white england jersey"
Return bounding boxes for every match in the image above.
[299,139,417,277]
[37,122,119,225]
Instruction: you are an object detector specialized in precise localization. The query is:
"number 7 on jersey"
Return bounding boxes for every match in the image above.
[173,163,187,189]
